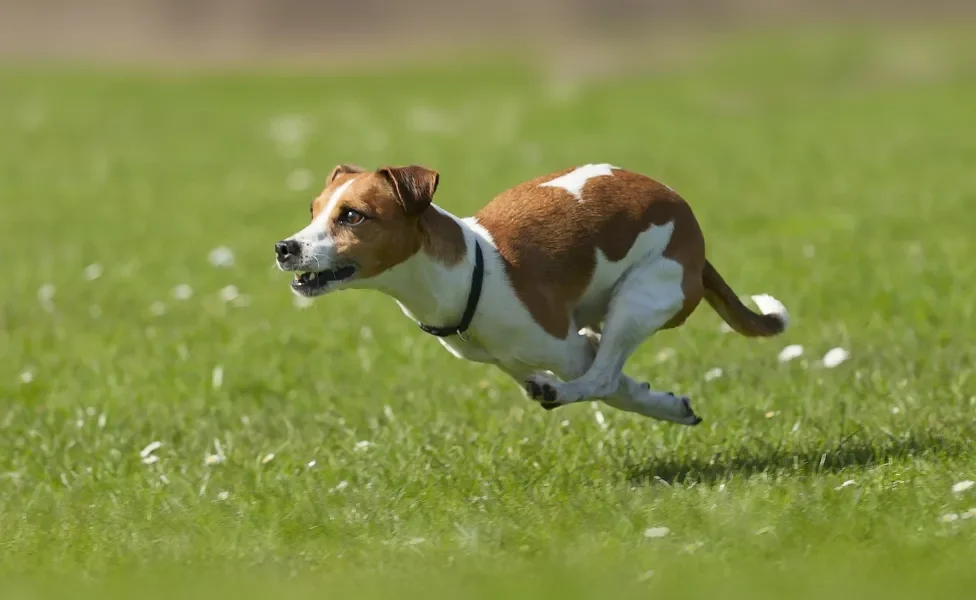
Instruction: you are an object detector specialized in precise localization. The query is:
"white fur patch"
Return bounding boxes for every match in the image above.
[293,177,356,242]
[283,176,358,271]
[575,221,674,326]
[539,163,619,201]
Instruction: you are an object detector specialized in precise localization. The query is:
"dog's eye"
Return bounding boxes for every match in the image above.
[338,209,367,226]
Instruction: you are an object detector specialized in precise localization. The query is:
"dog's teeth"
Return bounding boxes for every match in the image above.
[308,272,317,281]
[294,274,301,281]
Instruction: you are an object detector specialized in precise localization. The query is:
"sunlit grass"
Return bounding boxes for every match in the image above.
[1,26,975,597]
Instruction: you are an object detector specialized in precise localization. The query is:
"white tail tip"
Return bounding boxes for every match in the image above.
[751,294,790,330]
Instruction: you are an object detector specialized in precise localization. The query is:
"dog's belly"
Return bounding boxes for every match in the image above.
[573,292,611,331]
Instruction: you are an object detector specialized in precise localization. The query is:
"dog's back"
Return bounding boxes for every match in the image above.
[471,164,705,336]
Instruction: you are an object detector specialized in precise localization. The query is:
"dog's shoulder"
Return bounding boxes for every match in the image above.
[473,164,689,259]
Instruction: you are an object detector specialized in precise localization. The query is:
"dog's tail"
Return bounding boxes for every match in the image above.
[702,259,789,337]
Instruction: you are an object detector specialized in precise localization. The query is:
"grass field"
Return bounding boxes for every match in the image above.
[2,25,976,598]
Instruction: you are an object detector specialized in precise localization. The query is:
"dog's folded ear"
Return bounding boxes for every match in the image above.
[378,165,440,216]
[327,164,366,184]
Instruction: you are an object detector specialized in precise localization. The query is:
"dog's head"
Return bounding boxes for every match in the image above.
[274,164,440,297]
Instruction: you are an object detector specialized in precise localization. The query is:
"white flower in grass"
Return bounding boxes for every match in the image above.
[205,438,226,465]
[835,479,856,490]
[778,344,804,363]
[643,526,670,539]
[307,460,316,469]
[140,441,162,458]
[83,263,104,281]
[208,246,235,268]
[939,513,959,524]
[268,114,311,157]
[205,454,225,466]
[962,508,976,520]
[261,452,275,464]
[38,283,56,310]
[141,455,159,465]
[171,284,193,300]
[287,169,314,192]
[354,440,372,452]
[218,285,239,303]
[333,480,349,493]
[704,367,723,381]
[593,410,608,431]
[655,348,676,363]
[211,366,224,390]
[216,491,230,501]
[822,347,850,368]
[952,480,974,494]
[19,370,34,384]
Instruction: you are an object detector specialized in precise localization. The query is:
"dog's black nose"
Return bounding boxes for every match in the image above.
[275,239,300,261]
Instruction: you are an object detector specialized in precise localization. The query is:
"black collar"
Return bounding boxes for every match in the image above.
[418,241,484,338]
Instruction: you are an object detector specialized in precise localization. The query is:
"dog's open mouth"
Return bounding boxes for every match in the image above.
[291,265,357,295]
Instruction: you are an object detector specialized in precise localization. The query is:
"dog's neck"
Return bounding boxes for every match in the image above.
[368,205,485,332]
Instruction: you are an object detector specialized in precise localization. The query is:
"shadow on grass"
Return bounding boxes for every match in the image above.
[627,426,975,485]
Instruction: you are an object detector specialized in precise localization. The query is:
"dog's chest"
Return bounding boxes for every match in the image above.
[431,313,563,372]
[435,335,495,364]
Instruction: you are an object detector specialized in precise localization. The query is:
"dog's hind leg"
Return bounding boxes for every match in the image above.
[524,255,702,425]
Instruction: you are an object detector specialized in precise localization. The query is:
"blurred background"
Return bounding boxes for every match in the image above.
[3,0,976,68]
[3,0,976,590]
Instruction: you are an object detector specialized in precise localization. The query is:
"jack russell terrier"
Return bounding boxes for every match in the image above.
[274,163,789,426]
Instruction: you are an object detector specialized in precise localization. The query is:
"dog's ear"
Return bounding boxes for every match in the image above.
[377,165,440,216]
[327,164,365,184]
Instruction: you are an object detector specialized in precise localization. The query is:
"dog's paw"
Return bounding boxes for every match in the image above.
[523,374,563,411]
[674,394,702,426]
[637,384,702,426]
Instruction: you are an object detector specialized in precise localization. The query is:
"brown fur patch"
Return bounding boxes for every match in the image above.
[701,260,784,336]
[378,165,440,216]
[327,163,366,184]
[474,168,706,338]
[420,208,467,265]
[307,165,465,279]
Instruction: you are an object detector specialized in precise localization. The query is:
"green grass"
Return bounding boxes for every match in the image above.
[2,26,976,598]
